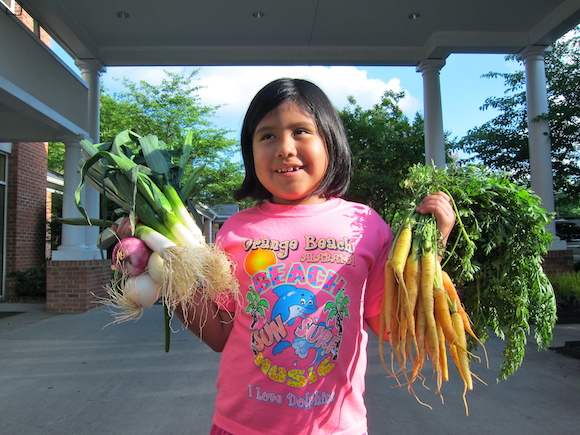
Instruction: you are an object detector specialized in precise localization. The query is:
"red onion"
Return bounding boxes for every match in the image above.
[112,237,150,276]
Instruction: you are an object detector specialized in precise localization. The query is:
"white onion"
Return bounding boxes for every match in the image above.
[123,273,161,308]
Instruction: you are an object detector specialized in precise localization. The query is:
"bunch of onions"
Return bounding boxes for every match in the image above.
[73,129,239,324]
[111,237,161,309]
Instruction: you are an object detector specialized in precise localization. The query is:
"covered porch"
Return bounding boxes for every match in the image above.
[1,0,579,310]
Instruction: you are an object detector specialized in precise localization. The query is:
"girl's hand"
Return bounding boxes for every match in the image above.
[416,191,456,245]
[111,217,134,239]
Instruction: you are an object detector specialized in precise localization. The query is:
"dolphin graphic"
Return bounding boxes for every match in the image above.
[270,284,317,355]
[270,284,317,326]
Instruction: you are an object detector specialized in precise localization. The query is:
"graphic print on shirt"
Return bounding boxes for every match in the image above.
[242,239,353,390]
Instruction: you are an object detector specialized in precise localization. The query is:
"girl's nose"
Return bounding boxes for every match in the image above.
[276,136,297,158]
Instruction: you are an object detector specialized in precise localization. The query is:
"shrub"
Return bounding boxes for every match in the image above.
[9,264,46,299]
[548,271,580,300]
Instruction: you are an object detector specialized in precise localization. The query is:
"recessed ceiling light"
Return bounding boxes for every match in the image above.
[408,12,421,20]
[253,11,265,18]
[116,11,130,19]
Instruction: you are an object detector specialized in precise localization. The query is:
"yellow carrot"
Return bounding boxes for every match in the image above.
[403,237,421,347]
[383,259,397,341]
[420,251,439,371]
[391,224,415,364]
[391,224,412,280]
[452,311,473,391]
[380,260,399,376]
[411,287,427,385]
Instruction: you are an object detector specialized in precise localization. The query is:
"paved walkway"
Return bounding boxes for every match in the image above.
[1,303,579,435]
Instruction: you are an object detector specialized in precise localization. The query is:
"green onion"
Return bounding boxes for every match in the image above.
[74,129,240,327]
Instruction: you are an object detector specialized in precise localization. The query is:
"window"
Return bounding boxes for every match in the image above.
[0,152,7,298]
[0,0,15,14]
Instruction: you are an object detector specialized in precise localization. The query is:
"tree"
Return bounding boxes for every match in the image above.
[339,90,427,223]
[100,69,243,207]
[47,142,65,173]
[455,28,580,214]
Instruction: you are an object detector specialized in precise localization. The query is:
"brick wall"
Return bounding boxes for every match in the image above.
[543,249,575,275]
[5,143,48,298]
[46,260,110,312]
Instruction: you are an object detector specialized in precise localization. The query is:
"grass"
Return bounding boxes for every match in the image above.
[549,271,580,300]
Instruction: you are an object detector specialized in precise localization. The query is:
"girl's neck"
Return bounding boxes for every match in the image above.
[269,194,327,205]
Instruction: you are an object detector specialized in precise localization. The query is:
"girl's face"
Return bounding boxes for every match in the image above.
[252,102,329,205]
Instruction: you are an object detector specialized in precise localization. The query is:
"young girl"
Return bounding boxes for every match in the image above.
[178,78,455,435]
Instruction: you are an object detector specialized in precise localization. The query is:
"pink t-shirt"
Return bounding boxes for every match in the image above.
[213,198,392,435]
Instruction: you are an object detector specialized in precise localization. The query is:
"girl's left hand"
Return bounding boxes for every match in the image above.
[111,217,134,240]
[416,191,456,245]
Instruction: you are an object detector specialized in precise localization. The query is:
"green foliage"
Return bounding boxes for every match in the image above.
[47,142,65,173]
[402,163,556,380]
[339,91,427,223]
[100,70,244,206]
[9,265,46,299]
[455,28,580,212]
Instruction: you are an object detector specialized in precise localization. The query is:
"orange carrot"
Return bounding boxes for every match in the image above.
[379,260,397,373]
[438,322,449,383]
[442,270,489,368]
[434,287,459,346]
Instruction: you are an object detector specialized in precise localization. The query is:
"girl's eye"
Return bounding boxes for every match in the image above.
[260,133,275,141]
[294,128,310,135]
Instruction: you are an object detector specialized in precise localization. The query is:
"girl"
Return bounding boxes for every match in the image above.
[178,78,455,435]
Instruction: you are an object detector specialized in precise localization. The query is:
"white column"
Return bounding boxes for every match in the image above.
[76,59,106,259]
[51,140,93,260]
[417,59,446,167]
[517,46,565,249]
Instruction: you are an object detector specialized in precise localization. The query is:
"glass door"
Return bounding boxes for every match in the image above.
[0,152,6,298]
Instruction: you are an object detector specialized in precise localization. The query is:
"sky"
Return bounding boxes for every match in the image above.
[88,54,521,142]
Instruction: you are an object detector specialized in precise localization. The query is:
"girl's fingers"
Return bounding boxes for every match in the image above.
[416,192,456,243]
[112,217,133,239]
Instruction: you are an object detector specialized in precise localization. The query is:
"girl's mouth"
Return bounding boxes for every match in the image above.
[276,167,303,173]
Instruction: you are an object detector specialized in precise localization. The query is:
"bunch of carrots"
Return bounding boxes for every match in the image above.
[379,211,487,415]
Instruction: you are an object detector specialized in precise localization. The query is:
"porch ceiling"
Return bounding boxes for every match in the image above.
[18,0,580,67]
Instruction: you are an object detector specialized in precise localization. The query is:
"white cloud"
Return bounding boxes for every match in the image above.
[102,65,422,136]
[197,66,422,135]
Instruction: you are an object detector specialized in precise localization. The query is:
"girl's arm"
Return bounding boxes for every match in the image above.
[367,191,456,337]
[174,295,235,352]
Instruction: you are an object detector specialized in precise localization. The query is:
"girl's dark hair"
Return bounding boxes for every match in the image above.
[233,78,352,201]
